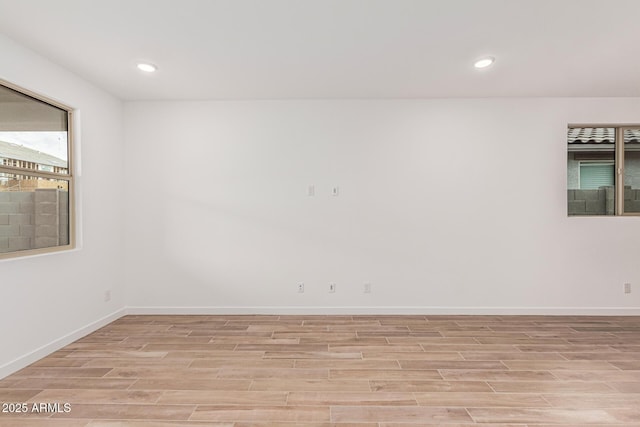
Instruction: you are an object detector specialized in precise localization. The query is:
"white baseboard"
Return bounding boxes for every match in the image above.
[0,308,126,380]
[126,306,640,316]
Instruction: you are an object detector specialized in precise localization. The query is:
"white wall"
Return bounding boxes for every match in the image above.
[0,34,125,378]
[124,98,640,314]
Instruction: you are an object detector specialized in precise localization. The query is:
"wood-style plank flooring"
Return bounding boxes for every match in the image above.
[1,315,640,426]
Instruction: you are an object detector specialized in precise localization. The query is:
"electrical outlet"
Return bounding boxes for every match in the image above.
[308,185,315,196]
[329,283,336,293]
[624,283,632,294]
[364,283,372,293]
[297,282,305,293]
[332,186,339,196]
[104,290,111,302]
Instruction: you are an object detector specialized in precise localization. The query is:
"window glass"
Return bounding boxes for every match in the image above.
[0,84,68,174]
[624,128,640,214]
[0,81,73,257]
[0,173,69,254]
[568,127,615,216]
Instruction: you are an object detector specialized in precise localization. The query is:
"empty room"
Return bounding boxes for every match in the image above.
[1,0,640,425]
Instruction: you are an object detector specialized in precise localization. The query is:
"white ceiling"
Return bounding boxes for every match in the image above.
[0,0,639,101]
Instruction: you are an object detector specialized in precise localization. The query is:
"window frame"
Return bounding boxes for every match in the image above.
[0,79,75,259]
[568,123,640,217]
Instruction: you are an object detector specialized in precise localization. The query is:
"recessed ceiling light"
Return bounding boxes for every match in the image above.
[137,63,157,73]
[474,57,495,69]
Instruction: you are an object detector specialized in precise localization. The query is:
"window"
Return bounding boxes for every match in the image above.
[579,162,614,190]
[567,125,640,216]
[0,80,74,258]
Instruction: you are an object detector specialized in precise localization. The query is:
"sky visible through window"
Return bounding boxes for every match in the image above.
[0,131,68,162]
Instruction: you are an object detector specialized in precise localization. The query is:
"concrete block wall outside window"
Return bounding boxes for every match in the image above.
[0,189,69,253]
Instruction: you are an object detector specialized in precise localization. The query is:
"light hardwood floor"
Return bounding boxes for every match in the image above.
[1,315,640,426]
